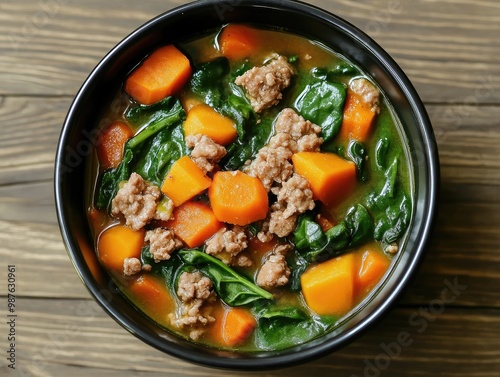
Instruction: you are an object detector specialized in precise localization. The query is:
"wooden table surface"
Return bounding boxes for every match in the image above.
[1,0,499,376]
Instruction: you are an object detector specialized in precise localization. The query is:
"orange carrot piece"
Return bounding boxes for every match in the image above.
[218,24,260,61]
[292,151,357,206]
[208,170,268,226]
[166,200,223,248]
[222,307,257,347]
[301,253,356,316]
[161,156,212,207]
[97,122,134,169]
[356,249,390,297]
[128,274,174,320]
[97,225,145,271]
[125,45,192,105]
[338,91,377,142]
[183,104,238,145]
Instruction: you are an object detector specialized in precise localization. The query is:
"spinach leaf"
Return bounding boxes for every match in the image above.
[311,63,358,81]
[347,140,368,182]
[293,214,328,252]
[178,249,273,306]
[368,155,412,244]
[286,250,310,292]
[294,204,374,263]
[221,114,273,170]
[294,80,347,142]
[133,124,188,186]
[255,304,335,351]
[375,137,390,170]
[95,97,185,211]
[190,57,255,139]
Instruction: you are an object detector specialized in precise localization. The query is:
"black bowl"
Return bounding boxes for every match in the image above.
[54,0,439,370]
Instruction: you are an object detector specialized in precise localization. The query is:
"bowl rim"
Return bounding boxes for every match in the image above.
[55,0,440,370]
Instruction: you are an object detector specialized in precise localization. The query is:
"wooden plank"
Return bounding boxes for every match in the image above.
[0,298,499,376]
[0,0,499,102]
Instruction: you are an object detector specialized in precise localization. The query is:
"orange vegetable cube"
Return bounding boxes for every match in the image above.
[292,152,357,205]
[166,201,223,248]
[356,249,390,297]
[301,253,356,316]
[161,156,212,207]
[97,122,134,169]
[218,24,259,61]
[183,104,237,145]
[125,45,192,105]
[208,170,268,226]
[128,274,174,320]
[222,307,257,347]
[338,91,377,142]
[97,225,145,271]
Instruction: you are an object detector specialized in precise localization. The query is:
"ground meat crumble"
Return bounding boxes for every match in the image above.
[349,77,380,113]
[144,228,182,262]
[186,134,227,174]
[274,108,323,152]
[170,271,216,340]
[256,244,292,289]
[123,257,142,276]
[205,226,251,266]
[235,55,294,113]
[111,172,162,230]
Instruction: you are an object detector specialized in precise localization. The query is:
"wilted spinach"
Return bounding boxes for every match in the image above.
[294,204,374,263]
[367,156,412,243]
[375,137,390,170]
[189,57,254,139]
[347,140,368,182]
[178,249,273,306]
[95,97,186,211]
[294,79,346,142]
[255,305,335,351]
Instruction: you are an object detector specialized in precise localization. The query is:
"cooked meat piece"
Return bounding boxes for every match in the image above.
[275,173,315,218]
[256,249,291,289]
[186,134,227,174]
[111,172,161,230]
[267,174,315,238]
[256,218,274,243]
[235,55,294,113]
[145,228,182,262]
[274,108,323,152]
[268,204,298,238]
[385,243,399,254]
[154,197,174,221]
[170,271,216,340]
[349,78,380,113]
[245,145,294,191]
[205,226,249,265]
[123,257,142,276]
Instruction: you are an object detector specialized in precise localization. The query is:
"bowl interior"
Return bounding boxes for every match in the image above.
[55,0,439,370]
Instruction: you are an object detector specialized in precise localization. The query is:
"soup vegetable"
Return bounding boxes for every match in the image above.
[87,24,412,351]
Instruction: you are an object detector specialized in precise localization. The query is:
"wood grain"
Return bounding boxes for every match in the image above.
[0,0,499,102]
[1,298,499,376]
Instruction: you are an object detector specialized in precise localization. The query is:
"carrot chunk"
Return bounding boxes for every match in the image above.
[338,91,377,142]
[292,151,357,205]
[221,307,257,347]
[97,225,145,271]
[97,122,134,169]
[128,274,174,320]
[183,104,237,145]
[125,45,192,105]
[218,24,260,61]
[355,249,390,297]
[301,253,356,316]
[161,156,212,207]
[208,170,268,226]
[165,200,223,248]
